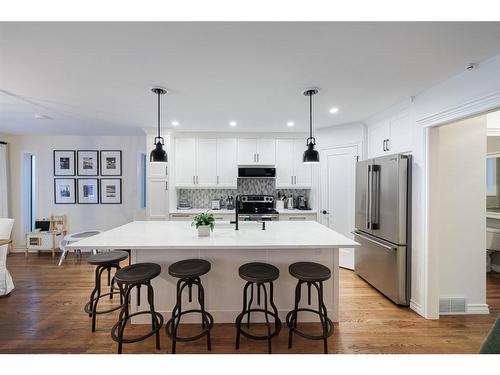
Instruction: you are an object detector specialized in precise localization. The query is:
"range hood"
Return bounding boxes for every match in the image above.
[238,165,276,178]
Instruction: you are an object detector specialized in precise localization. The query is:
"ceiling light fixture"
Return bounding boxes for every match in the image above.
[329,107,339,114]
[229,121,237,127]
[171,121,180,126]
[287,121,295,127]
[150,87,168,163]
[34,114,52,120]
[303,88,320,164]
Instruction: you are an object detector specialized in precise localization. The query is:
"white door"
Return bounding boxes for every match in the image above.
[275,139,294,187]
[196,138,217,186]
[256,139,276,164]
[217,138,238,187]
[148,179,169,219]
[237,139,257,164]
[175,138,197,186]
[293,139,312,187]
[320,145,358,270]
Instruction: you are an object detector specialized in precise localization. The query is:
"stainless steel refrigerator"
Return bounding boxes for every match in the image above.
[353,153,411,305]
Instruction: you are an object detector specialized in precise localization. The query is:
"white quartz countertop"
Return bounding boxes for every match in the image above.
[67,220,358,250]
[169,208,317,215]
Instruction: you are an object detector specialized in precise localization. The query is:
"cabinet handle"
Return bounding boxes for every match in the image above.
[294,176,296,185]
[291,176,293,185]
[289,216,307,220]
[173,214,190,218]
[165,181,168,190]
[217,175,219,184]
[196,176,199,184]
[257,153,259,162]
[193,176,195,184]
[386,139,390,151]
[383,139,387,152]
[165,166,168,176]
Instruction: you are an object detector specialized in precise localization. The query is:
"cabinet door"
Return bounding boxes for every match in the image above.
[148,179,169,219]
[293,139,312,187]
[368,123,390,158]
[175,138,197,187]
[388,112,412,154]
[196,138,218,186]
[275,139,294,187]
[256,139,276,164]
[217,138,238,187]
[237,139,257,164]
[149,162,168,178]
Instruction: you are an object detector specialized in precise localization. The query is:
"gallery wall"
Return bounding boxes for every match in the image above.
[5,135,146,249]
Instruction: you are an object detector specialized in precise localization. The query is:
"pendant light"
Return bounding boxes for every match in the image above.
[150,87,168,162]
[302,88,320,164]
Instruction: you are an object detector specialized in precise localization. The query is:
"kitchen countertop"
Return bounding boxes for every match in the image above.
[67,220,357,250]
[170,208,318,215]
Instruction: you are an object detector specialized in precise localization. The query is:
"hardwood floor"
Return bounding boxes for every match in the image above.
[0,253,499,354]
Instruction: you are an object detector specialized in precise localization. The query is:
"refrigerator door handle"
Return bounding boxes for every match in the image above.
[366,165,371,229]
[371,164,380,230]
[351,231,397,251]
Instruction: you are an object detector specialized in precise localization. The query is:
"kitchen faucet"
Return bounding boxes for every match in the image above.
[230,195,240,230]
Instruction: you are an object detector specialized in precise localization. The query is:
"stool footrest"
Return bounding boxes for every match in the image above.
[235,308,281,340]
[111,311,164,344]
[84,291,123,315]
[165,309,214,342]
[286,308,334,340]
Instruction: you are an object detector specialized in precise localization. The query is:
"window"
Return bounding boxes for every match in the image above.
[487,157,497,196]
[23,153,36,233]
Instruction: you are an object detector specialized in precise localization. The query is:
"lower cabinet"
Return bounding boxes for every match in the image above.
[279,213,318,221]
[148,179,169,219]
[170,213,234,221]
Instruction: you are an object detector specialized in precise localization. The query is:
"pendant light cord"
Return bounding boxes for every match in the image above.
[309,93,313,139]
[157,91,161,139]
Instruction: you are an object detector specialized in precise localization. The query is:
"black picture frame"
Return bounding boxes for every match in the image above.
[77,178,99,204]
[100,150,122,176]
[54,178,76,204]
[100,178,122,204]
[53,150,76,176]
[77,150,99,176]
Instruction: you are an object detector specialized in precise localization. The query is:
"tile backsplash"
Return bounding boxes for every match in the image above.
[177,178,310,208]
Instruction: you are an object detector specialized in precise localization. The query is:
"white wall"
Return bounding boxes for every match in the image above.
[6,135,146,249]
[429,116,488,312]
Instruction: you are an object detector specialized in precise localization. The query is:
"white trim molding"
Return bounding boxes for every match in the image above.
[409,299,424,316]
[466,304,490,315]
[417,89,500,128]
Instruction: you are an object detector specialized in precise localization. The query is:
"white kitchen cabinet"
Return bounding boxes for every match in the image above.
[275,139,311,188]
[175,138,197,186]
[149,162,168,178]
[279,212,317,221]
[148,178,169,219]
[216,138,238,187]
[237,138,275,165]
[169,213,234,221]
[175,137,238,188]
[196,138,218,186]
[367,111,412,158]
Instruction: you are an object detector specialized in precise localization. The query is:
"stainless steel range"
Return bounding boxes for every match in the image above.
[238,195,279,221]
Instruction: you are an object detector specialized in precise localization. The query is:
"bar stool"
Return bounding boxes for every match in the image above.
[111,263,164,354]
[84,250,129,332]
[286,261,334,354]
[165,259,214,354]
[235,262,281,354]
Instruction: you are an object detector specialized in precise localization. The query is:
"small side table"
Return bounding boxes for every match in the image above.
[25,231,65,258]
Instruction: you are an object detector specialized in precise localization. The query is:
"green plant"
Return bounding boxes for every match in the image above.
[191,211,215,231]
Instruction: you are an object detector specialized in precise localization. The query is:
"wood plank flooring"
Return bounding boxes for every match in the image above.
[0,253,499,354]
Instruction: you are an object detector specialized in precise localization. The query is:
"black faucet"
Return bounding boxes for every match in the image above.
[230,195,240,230]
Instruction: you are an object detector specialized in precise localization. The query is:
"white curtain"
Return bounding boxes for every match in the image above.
[0,143,8,218]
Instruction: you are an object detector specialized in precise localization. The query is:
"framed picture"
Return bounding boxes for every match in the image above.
[100,178,122,204]
[77,150,99,176]
[77,178,99,204]
[54,179,76,204]
[100,150,122,176]
[53,150,75,176]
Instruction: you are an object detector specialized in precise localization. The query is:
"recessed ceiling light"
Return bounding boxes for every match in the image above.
[229,121,237,127]
[34,114,52,120]
[287,121,295,127]
[329,107,339,114]
[171,121,180,126]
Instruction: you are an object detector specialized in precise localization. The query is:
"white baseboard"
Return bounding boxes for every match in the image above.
[409,299,424,317]
[467,304,490,315]
[491,264,500,273]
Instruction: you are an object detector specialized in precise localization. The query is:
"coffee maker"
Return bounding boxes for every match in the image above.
[297,195,309,210]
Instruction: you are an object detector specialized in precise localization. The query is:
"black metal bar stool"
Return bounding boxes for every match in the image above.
[165,259,214,354]
[110,262,164,354]
[286,261,334,354]
[84,250,129,332]
[235,262,281,354]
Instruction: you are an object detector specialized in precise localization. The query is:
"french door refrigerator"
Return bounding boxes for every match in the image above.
[353,153,411,305]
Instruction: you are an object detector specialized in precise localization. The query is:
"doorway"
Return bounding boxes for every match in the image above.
[320,145,359,269]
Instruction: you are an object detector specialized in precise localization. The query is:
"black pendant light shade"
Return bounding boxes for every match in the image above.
[150,87,168,163]
[303,88,320,164]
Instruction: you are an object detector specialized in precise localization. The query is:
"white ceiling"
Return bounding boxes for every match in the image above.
[2,22,500,135]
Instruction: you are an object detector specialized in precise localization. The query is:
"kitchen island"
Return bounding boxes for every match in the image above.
[68,220,358,324]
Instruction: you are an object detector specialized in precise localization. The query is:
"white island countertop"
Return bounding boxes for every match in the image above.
[169,208,318,215]
[68,220,358,251]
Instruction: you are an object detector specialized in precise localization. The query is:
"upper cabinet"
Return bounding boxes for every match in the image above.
[237,138,275,165]
[175,137,237,188]
[275,139,312,188]
[367,111,412,158]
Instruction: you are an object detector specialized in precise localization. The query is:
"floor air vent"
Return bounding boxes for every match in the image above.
[439,297,467,314]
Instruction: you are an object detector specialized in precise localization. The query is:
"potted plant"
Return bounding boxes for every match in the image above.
[191,212,215,237]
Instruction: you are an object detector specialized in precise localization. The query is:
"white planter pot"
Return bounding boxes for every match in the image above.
[198,225,211,237]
